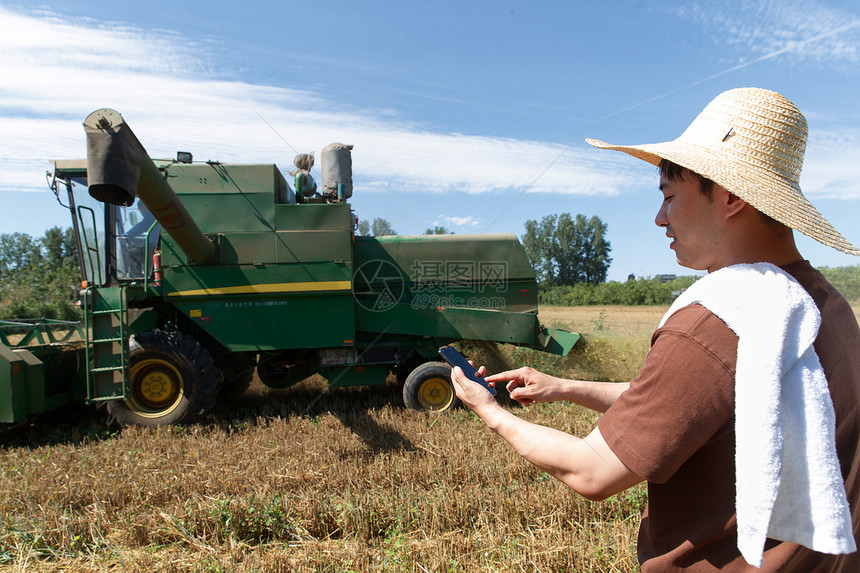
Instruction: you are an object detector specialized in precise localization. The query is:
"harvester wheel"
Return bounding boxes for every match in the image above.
[395,356,424,385]
[106,330,221,427]
[402,361,461,412]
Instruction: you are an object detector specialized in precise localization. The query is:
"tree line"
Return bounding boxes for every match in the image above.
[2,222,858,321]
[817,266,860,302]
[0,228,81,320]
[539,276,698,306]
[356,218,451,236]
[538,267,860,306]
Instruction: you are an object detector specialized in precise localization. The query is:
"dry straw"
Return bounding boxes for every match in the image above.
[587,87,860,256]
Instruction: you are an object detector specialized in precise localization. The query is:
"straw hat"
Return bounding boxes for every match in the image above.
[587,87,860,256]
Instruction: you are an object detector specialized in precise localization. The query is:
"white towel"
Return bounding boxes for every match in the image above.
[659,262,855,567]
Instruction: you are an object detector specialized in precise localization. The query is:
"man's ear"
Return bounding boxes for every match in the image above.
[718,186,748,219]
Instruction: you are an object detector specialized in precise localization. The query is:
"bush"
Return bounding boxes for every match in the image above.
[538,266,860,306]
[819,266,860,302]
[538,276,699,306]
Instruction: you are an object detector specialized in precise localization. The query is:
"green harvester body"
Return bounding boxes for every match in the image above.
[0,109,579,427]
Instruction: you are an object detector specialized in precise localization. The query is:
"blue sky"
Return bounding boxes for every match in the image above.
[2,1,859,281]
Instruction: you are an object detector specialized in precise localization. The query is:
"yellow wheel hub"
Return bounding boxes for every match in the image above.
[127,358,184,417]
[417,376,454,411]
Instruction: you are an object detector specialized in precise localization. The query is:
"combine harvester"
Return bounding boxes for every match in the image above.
[0,109,579,428]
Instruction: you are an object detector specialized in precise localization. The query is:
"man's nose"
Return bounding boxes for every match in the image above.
[655,202,668,227]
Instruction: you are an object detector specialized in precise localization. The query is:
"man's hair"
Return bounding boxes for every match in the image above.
[658,158,787,229]
[659,159,714,199]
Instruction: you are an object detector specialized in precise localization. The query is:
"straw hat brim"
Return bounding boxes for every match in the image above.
[586,137,860,256]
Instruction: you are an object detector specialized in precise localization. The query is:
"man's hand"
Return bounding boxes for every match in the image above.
[484,367,564,405]
[450,364,500,416]
[451,364,643,499]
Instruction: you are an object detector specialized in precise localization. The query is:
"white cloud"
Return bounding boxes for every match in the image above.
[802,129,860,199]
[679,1,860,65]
[2,4,859,207]
[0,5,640,200]
[1,7,217,77]
[433,215,481,229]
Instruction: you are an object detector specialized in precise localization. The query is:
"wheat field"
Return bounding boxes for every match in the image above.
[0,305,691,571]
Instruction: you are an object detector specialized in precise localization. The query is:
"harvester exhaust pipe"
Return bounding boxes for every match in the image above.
[83,108,217,263]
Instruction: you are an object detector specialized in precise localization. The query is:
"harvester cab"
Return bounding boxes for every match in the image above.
[2,108,580,429]
[50,161,162,287]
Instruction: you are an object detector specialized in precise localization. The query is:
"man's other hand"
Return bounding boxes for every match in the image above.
[484,367,562,405]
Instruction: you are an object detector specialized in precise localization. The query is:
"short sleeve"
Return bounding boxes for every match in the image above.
[598,305,737,483]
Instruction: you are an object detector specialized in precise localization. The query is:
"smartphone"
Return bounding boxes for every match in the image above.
[438,346,497,396]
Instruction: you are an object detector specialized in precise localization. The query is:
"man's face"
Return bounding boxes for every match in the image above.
[655,172,725,272]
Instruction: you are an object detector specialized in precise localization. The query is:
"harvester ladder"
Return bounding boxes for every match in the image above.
[83,286,129,403]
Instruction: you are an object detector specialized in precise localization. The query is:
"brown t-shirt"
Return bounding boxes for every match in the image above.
[598,261,860,571]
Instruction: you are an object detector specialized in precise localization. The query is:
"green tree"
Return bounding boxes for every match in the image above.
[41,226,77,268]
[357,218,397,236]
[424,226,452,235]
[0,232,42,273]
[0,228,81,320]
[522,213,612,286]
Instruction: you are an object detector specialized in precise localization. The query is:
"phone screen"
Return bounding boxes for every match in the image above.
[438,346,497,396]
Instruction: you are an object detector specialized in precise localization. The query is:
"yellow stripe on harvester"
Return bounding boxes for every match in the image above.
[166,280,352,297]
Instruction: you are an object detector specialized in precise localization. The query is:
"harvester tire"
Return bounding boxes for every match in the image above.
[106,330,221,427]
[402,361,461,412]
[395,356,424,385]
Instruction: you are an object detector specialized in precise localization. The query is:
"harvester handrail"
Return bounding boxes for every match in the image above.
[77,204,103,285]
[0,318,84,347]
[142,218,159,290]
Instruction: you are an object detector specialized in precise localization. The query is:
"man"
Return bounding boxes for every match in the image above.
[451,87,860,571]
